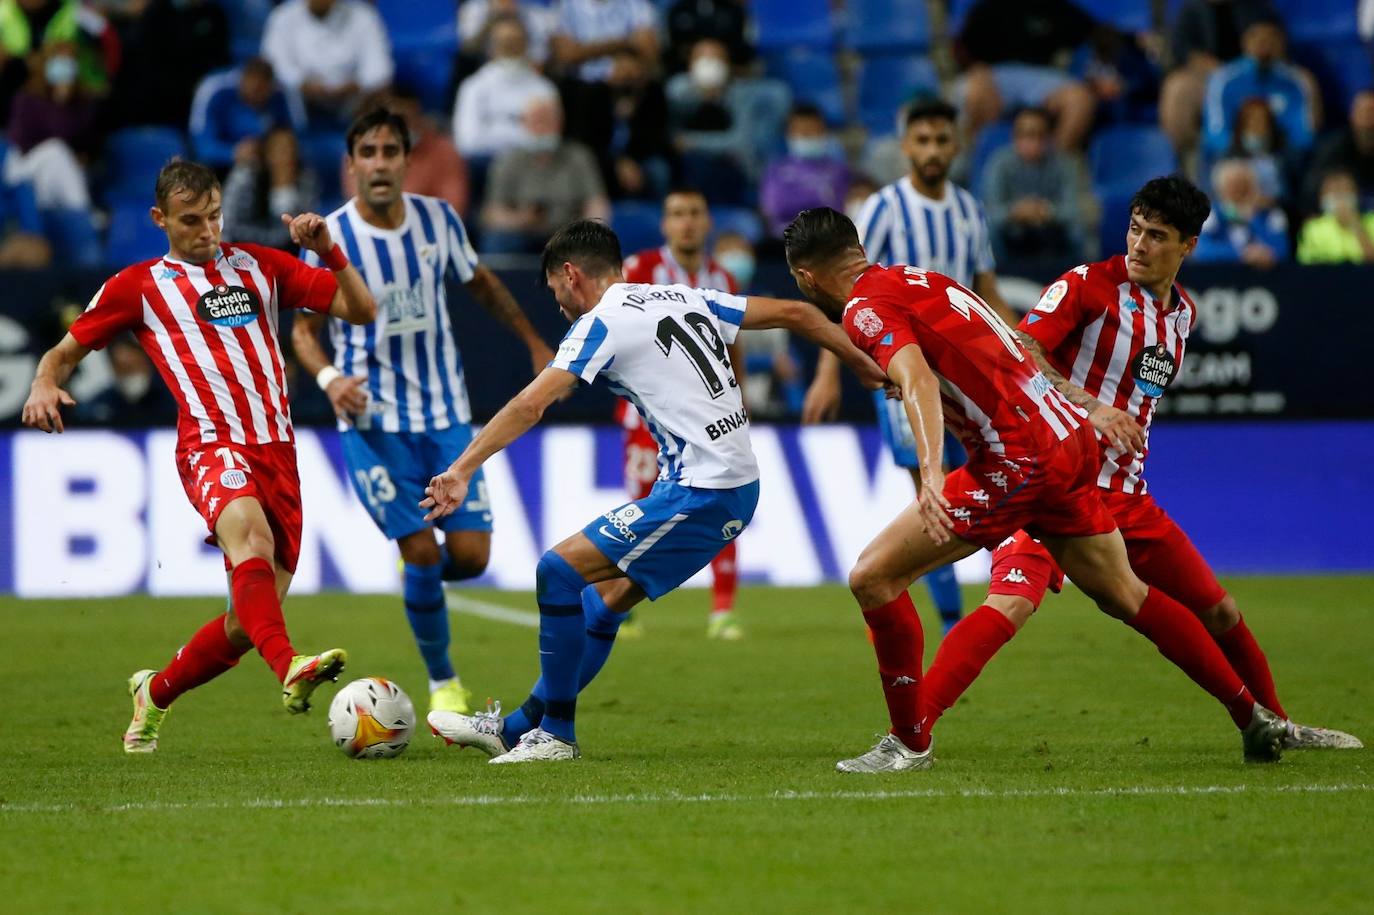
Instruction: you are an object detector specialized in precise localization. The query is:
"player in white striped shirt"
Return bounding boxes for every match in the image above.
[292,109,554,716]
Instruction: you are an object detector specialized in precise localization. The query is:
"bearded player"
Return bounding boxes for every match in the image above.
[916,176,1361,752]
[782,207,1289,773]
[21,159,378,752]
[621,188,745,639]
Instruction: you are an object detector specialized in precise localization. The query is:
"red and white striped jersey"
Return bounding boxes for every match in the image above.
[1018,255,1195,494]
[622,246,737,293]
[69,243,337,450]
[845,265,1087,458]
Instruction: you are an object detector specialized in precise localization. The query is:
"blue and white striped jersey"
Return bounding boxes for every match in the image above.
[854,177,995,284]
[308,194,479,432]
[552,283,759,489]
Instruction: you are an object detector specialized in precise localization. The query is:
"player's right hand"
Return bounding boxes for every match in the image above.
[282,212,333,255]
[915,469,956,545]
[1089,403,1146,454]
[21,382,76,434]
[801,374,841,424]
[325,375,369,420]
[421,467,472,522]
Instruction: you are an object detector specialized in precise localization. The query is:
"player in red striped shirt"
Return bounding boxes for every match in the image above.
[782,206,1290,772]
[918,176,1362,751]
[620,188,745,639]
[21,160,378,753]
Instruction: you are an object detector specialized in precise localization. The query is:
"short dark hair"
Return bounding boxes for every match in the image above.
[241,56,273,80]
[154,158,220,210]
[1129,175,1211,239]
[1012,105,1054,130]
[783,207,861,268]
[541,219,623,279]
[789,102,825,122]
[345,106,411,157]
[904,97,958,131]
[664,185,707,204]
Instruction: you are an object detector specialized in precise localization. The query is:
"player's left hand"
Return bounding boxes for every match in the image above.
[420,468,471,522]
[281,212,334,255]
[915,469,956,545]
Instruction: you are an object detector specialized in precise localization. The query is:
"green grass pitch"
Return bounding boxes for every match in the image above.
[2,577,1371,913]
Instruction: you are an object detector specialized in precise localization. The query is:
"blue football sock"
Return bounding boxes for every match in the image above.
[403,561,454,681]
[530,551,586,743]
[501,693,546,746]
[923,563,963,632]
[579,585,631,689]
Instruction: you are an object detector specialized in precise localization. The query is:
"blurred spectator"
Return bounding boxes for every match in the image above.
[453,15,559,161]
[664,0,753,74]
[4,41,95,212]
[554,0,660,158]
[1202,19,1319,157]
[345,87,468,215]
[189,58,307,170]
[1069,24,1161,125]
[957,0,1096,150]
[1297,170,1374,264]
[1221,97,1288,205]
[1161,0,1280,154]
[0,0,115,123]
[261,0,393,124]
[223,125,319,250]
[1307,91,1374,210]
[712,228,754,291]
[606,48,673,199]
[481,95,608,253]
[714,231,801,416]
[666,38,790,186]
[844,174,879,225]
[1193,158,1287,268]
[981,106,1083,260]
[459,0,556,68]
[74,335,177,427]
[102,0,228,129]
[759,103,851,237]
[0,177,50,268]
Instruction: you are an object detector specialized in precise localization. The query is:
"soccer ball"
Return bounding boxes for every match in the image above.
[328,677,415,759]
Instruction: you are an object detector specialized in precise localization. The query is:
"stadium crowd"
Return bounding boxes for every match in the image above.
[1,0,1372,424]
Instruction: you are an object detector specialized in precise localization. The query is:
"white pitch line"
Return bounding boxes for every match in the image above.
[3,783,1370,816]
[445,591,539,628]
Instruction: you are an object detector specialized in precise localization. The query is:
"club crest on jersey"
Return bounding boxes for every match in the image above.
[220,469,249,490]
[1035,280,1068,314]
[1130,342,1178,398]
[854,307,884,338]
[196,284,261,328]
[226,251,257,271]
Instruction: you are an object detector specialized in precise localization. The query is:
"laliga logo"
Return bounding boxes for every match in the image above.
[721,519,744,540]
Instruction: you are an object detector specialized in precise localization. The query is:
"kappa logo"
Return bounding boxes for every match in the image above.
[196,465,209,485]
[844,296,868,313]
[721,519,744,540]
[207,497,220,515]
[200,481,212,500]
[1002,568,1029,584]
[890,675,917,687]
[220,469,248,490]
[966,489,990,506]
[157,266,182,281]
[987,470,1009,491]
[996,535,1017,550]
[951,507,972,525]
[854,307,884,338]
[188,451,204,468]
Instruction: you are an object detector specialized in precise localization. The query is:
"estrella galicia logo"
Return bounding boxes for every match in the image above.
[196,284,261,328]
[1130,342,1178,398]
[721,519,744,540]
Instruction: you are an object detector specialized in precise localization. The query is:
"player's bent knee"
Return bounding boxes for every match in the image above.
[1200,594,1239,634]
[398,532,442,567]
[444,538,491,580]
[985,594,1036,631]
[848,563,897,609]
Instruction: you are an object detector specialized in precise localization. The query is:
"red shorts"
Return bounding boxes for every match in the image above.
[987,531,1064,604]
[175,441,304,573]
[988,490,1227,611]
[624,423,659,501]
[942,424,1116,549]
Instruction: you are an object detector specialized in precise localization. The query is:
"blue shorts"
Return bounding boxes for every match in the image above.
[341,424,493,541]
[583,480,760,600]
[873,390,968,470]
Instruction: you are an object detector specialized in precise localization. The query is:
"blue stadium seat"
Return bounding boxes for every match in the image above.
[1274,0,1360,44]
[42,209,102,269]
[1089,125,1176,196]
[749,0,835,50]
[105,204,169,267]
[221,0,273,61]
[710,206,764,244]
[968,121,1013,191]
[101,128,187,205]
[764,50,845,125]
[299,131,347,203]
[947,0,978,34]
[844,0,931,52]
[611,201,663,253]
[857,55,938,135]
[1292,42,1374,117]
[394,45,456,113]
[375,0,458,53]
[1097,189,1135,260]
[1069,0,1151,34]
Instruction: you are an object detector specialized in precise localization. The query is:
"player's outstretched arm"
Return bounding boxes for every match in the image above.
[885,344,956,544]
[290,312,369,421]
[1016,330,1145,453]
[281,212,377,326]
[421,366,579,521]
[742,296,888,392]
[22,333,90,434]
[465,265,556,378]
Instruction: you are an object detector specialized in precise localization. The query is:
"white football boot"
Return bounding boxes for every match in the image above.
[428,700,511,757]
[835,734,934,773]
[488,727,580,764]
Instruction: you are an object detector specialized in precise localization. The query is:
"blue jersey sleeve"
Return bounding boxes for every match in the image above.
[551,315,616,383]
[440,201,479,283]
[700,289,748,344]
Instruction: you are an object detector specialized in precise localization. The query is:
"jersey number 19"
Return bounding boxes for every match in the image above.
[656,314,736,399]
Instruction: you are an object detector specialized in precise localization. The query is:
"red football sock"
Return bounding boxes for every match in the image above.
[920,605,1017,738]
[1128,587,1255,729]
[149,613,250,708]
[231,557,296,681]
[861,591,926,751]
[1215,616,1287,720]
[710,542,738,613]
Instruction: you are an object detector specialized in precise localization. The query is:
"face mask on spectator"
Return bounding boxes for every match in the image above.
[1322,193,1357,216]
[116,373,152,403]
[787,137,829,160]
[526,134,560,153]
[1220,201,1254,224]
[690,56,729,92]
[45,55,78,88]
[717,250,755,288]
[1241,134,1267,154]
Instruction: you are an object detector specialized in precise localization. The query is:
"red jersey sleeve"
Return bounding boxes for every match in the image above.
[1017,265,1095,352]
[68,268,144,350]
[249,244,339,314]
[843,291,922,373]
